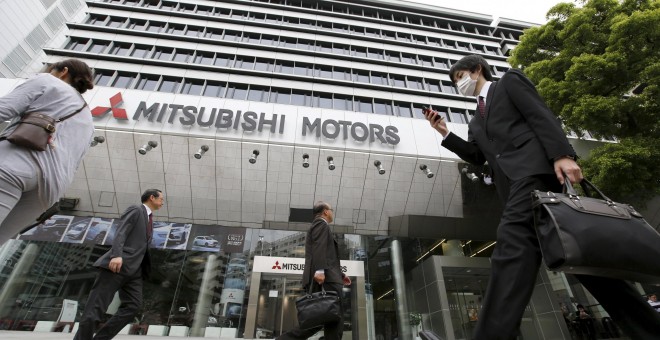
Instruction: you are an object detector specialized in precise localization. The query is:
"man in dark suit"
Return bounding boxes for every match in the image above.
[277,201,351,340]
[73,189,164,340]
[423,54,660,339]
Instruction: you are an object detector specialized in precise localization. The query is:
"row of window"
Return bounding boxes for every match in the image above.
[83,14,508,72]
[92,68,472,124]
[96,0,516,40]
[86,5,503,56]
[67,37,508,93]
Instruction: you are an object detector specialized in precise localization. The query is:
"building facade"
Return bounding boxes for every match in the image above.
[1,0,655,339]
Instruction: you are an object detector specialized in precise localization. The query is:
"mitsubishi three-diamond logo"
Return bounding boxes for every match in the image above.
[91,92,128,119]
[272,261,282,270]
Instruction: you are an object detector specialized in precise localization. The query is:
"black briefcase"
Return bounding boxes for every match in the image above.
[295,284,341,330]
[532,179,660,283]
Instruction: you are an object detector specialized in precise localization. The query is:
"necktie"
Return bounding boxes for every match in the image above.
[147,213,153,240]
[478,96,486,118]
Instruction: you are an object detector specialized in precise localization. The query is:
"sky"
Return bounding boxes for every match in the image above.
[404,0,572,25]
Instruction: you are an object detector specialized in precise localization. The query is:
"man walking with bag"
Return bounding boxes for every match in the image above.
[423,54,660,339]
[277,201,351,340]
[73,189,164,340]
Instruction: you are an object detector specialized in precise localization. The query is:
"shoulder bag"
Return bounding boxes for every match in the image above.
[532,178,660,283]
[295,283,341,330]
[0,104,87,151]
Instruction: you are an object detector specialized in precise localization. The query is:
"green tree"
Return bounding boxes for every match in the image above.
[509,0,660,205]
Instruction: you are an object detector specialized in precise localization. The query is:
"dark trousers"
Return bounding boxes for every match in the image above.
[473,175,660,340]
[73,268,143,340]
[276,282,344,340]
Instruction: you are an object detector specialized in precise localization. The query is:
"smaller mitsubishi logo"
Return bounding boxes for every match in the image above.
[272,261,282,270]
[91,92,128,119]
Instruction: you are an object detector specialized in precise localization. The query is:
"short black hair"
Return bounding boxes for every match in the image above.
[313,201,330,218]
[449,54,493,84]
[141,189,162,203]
[576,304,585,309]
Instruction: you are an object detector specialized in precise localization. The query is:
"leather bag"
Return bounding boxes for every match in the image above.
[532,178,660,283]
[1,104,86,151]
[295,284,341,330]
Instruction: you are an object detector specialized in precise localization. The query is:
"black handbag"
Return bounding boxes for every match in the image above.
[295,283,341,330]
[532,178,660,283]
[0,104,86,151]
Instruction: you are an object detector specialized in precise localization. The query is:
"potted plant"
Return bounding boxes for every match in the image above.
[409,312,422,337]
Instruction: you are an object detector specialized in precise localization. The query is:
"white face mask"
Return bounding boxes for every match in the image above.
[456,73,477,97]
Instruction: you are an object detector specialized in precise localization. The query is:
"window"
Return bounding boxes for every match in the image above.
[412,35,426,44]
[353,70,369,83]
[193,52,214,65]
[299,19,316,28]
[425,79,440,92]
[214,53,233,67]
[173,49,193,63]
[235,56,255,70]
[407,77,423,90]
[153,47,173,61]
[291,90,312,106]
[279,37,297,49]
[87,40,109,53]
[315,65,332,78]
[231,10,248,20]
[186,26,203,37]
[136,75,159,91]
[297,39,314,50]
[203,81,226,97]
[332,23,348,33]
[214,7,230,17]
[94,70,113,86]
[441,81,457,94]
[131,45,151,58]
[350,26,365,35]
[420,56,433,67]
[146,21,165,33]
[374,99,393,115]
[261,35,278,46]
[332,67,351,81]
[106,16,125,28]
[66,38,88,51]
[333,95,351,110]
[265,14,281,24]
[205,28,223,40]
[269,87,291,104]
[397,33,412,42]
[158,77,181,93]
[316,41,332,53]
[247,86,269,102]
[352,47,367,58]
[428,37,443,47]
[382,30,396,40]
[112,72,135,88]
[449,109,468,124]
[86,14,107,25]
[294,62,314,77]
[371,72,388,86]
[255,58,274,72]
[385,50,400,62]
[365,27,380,38]
[456,41,469,51]
[223,30,242,42]
[332,43,350,55]
[428,106,449,121]
[160,1,177,11]
[434,57,449,69]
[243,33,261,44]
[394,101,412,117]
[367,48,384,60]
[354,97,373,113]
[317,92,332,108]
[275,60,294,74]
[179,3,195,12]
[401,53,417,64]
[226,84,248,100]
[197,5,213,15]
[109,42,131,56]
[165,24,185,35]
[248,12,266,21]
[412,103,427,119]
[391,75,406,88]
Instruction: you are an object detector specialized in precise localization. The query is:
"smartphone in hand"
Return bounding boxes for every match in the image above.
[423,106,442,123]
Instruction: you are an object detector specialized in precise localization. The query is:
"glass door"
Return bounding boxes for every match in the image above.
[254,274,305,338]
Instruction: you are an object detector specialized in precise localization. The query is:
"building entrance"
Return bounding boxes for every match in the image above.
[244,256,367,339]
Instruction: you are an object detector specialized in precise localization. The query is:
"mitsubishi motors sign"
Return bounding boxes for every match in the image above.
[252,256,365,277]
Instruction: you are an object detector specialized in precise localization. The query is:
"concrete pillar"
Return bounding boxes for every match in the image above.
[190,254,218,337]
[391,238,412,340]
[244,271,261,338]
[441,240,464,257]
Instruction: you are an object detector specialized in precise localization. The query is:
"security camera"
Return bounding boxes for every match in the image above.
[138,141,158,155]
[374,160,385,175]
[302,153,310,168]
[249,150,260,164]
[420,164,434,178]
[327,156,335,170]
[194,145,210,159]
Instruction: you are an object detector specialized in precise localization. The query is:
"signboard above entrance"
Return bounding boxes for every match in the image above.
[252,256,365,277]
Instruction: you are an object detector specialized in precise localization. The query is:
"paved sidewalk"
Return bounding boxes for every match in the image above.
[0,330,265,340]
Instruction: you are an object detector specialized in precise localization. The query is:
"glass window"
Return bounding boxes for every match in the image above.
[87,40,109,53]
[441,81,458,94]
[353,70,370,83]
[365,27,380,38]
[203,81,226,97]
[226,84,248,100]
[109,43,131,56]
[364,9,378,18]
[394,101,412,117]
[214,53,233,67]
[265,14,281,24]
[435,57,449,69]
[214,7,231,17]
[269,87,291,104]
[153,47,173,61]
[333,95,352,110]
[127,19,146,30]
[112,72,136,88]
[456,41,469,51]
[316,65,332,78]
[181,79,204,95]
[352,47,367,58]
[367,48,384,60]
[393,13,407,23]
[350,26,365,35]
[291,90,312,106]
[193,52,214,65]
[397,33,412,42]
[318,21,332,31]
[412,103,428,119]
[332,67,351,81]
[158,77,181,93]
[178,3,195,12]
[231,10,248,20]
[294,62,314,77]
[165,24,185,35]
[66,38,88,51]
[248,12,266,21]
[407,77,423,90]
[223,30,242,42]
[317,92,332,108]
[401,53,417,64]
[275,60,294,74]
[107,16,125,28]
[391,75,406,87]
[130,45,151,58]
[173,49,193,63]
[316,41,332,53]
[186,26,203,37]
[205,27,223,40]
[412,35,426,44]
[136,75,159,91]
[332,23,348,33]
[235,56,255,70]
[374,99,394,115]
[243,33,261,44]
[354,97,373,113]
[93,70,113,86]
[247,86,269,102]
[449,109,468,124]
[197,5,213,15]
[299,19,316,28]
[297,39,314,50]
[371,72,388,85]
[425,79,440,92]
[147,21,165,33]
[262,35,278,46]
[332,43,350,55]
[279,37,297,49]
[420,56,433,67]
[161,1,177,11]
[385,50,400,62]
[254,58,274,72]
[382,30,396,40]
[86,14,107,25]
[427,106,449,121]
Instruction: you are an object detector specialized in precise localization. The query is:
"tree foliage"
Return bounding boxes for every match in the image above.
[509,0,660,205]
